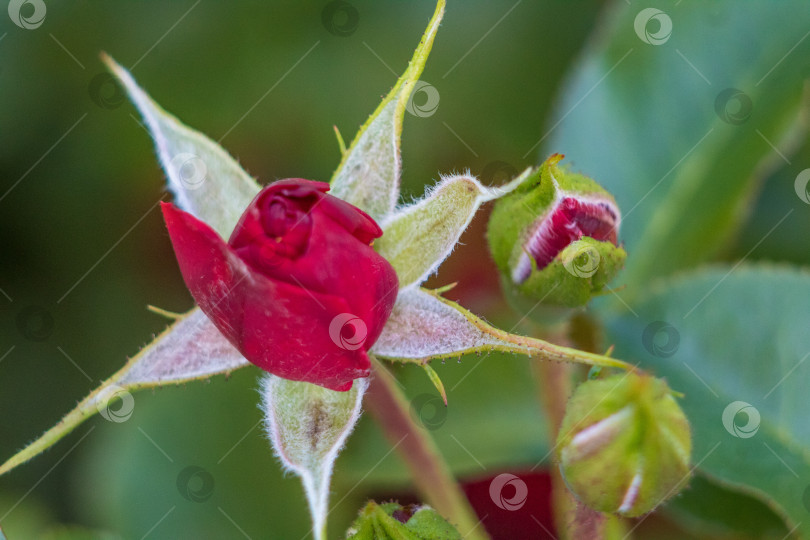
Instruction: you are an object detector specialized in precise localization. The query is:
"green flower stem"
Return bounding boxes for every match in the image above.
[479,324,635,372]
[365,358,489,540]
[534,346,604,539]
[531,323,625,540]
[532,323,626,540]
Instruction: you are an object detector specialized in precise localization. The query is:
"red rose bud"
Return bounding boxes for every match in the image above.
[512,195,618,284]
[487,154,626,320]
[161,179,399,391]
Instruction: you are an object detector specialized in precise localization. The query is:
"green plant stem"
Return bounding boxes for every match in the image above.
[531,325,608,540]
[365,359,489,540]
[534,351,578,538]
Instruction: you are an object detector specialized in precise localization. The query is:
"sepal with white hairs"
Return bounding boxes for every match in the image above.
[261,374,368,540]
[373,288,632,371]
[0,309,248,476]
[375,170,531,290]
[103,54,260,237]
[329,1,445,222]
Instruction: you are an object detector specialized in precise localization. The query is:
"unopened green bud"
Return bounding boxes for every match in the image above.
[556,372,692,517]
[487,154,626,320]
[346,501,462,540]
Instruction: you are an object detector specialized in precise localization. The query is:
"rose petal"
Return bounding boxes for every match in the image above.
[162,202,371,391]
[298,207,398,348]
[225,180,399,352]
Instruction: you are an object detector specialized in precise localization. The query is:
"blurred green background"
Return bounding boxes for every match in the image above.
[1,1,809,539]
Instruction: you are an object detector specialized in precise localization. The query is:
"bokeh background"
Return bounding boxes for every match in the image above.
[1,1,809,538]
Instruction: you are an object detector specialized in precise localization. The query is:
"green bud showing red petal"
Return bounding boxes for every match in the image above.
[487,154,626,322]
[346,501,462,540]
[556,372,692,517]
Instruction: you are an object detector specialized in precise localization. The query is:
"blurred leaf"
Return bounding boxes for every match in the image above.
[543,1,810,288]
[0,492,53,540]
[0,309,247,477]
[377,172,527,290]
[329,0,445,221]
[103,54,261,238]
[260,375,367,540]
[664,474,788,540]
[605,265,810,536]
[39,526,124,540]
[733,150,810,267]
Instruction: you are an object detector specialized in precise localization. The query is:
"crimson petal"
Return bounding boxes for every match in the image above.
[161,202,371,391]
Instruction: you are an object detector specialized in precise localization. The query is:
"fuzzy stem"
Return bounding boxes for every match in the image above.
[365,359,489,540]
[482,326,634,371]
[301,473,328,540]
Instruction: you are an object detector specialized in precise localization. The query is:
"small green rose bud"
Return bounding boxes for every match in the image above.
[556,372,692,517]
[346,501,462,540]
[487,154,626,321]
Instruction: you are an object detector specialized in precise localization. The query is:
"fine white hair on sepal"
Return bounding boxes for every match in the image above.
[259,374,368,540]
[120,308,248,385]
[372,288,505,359]
[392,170,474,210]
[103,54,261,239]
[376,170,530,291]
